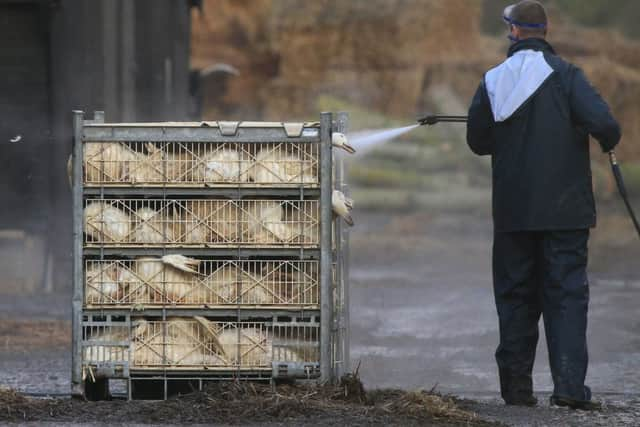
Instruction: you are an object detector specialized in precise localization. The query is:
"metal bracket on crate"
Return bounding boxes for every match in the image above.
[283,122,304,138]
[83,362,130,380]
[271,362,321,379]
[217,121,240,136]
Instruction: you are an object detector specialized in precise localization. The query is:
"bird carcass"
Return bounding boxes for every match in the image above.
[251,146,317,184]
[195,147,249,184]
[244,201,292,244]
[180,200,238,244]
[166,144,196,183]
[216,325,272,367]
[85,263,125,304]
[135,256,201,304]
[84,142,137,183]
[132,317,226,367]
[134,206,172,244]
[84,202,131,243]
[204,264,268,305]
[332,190,354,226]
[284,202,319,244]
[128,143,166,184]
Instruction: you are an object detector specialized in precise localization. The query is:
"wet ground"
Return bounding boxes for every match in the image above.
[1,207,639,425]
[349,208,640,426]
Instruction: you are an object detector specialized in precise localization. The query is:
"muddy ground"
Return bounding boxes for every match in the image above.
[0,205,639,426]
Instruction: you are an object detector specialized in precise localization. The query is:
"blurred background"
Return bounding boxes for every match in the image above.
[0,0,639,395]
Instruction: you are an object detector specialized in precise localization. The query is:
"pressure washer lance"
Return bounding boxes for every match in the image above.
[417,114,640,240]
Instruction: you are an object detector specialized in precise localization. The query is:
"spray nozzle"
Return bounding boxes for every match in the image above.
[417,115,468,126]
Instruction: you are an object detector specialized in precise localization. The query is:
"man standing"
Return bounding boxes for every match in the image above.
[466,0,621,410]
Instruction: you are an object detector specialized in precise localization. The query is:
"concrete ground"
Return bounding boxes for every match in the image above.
[349,208,640,426]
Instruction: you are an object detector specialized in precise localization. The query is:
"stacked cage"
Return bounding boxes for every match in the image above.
[72,112,349,400]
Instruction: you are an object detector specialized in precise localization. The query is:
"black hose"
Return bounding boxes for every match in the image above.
[609,151,640,239]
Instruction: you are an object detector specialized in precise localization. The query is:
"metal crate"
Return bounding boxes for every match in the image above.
[83,198,319,247]
[81,315,320,372]
[72,112,348,399]
[83,140,320,187]
[84,259,319,308]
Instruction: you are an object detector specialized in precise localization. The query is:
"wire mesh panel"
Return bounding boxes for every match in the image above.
[82,316,130,366]
[83,141,319,187]
[272,322,320,363]
[83,199,319,247]
[84,259,319,307]
[82,317,320,370]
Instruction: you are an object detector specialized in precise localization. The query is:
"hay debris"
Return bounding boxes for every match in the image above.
[0,374,486,425]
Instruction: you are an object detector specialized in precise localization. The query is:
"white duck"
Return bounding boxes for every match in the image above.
[332,190,354,226]
[331,132,356,154]
[161,254,201,274]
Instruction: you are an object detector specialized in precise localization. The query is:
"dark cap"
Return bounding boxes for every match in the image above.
[503,1,547,29]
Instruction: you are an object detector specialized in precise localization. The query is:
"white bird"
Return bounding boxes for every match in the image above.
[10,135,22,143]
[161,254,201,274]
[332,190,354,226]
[331,132,356,154]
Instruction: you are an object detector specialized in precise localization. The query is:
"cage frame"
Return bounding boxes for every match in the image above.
[71,111,349,399]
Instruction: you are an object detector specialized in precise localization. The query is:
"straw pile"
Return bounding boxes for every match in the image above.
[84,202,131,243]
[251,148,317,184]
[84,142,137,183]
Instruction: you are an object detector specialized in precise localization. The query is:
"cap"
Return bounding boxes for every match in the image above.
[503,3,547,29]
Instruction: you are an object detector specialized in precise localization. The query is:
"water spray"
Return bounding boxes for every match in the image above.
[417,114,640,240]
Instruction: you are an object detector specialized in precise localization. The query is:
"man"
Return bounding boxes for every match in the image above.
[466,0,621,410]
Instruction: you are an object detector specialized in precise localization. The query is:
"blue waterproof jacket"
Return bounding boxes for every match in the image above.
[467,38,621,232]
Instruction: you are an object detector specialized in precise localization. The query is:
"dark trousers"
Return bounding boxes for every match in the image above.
[493,229,591,401]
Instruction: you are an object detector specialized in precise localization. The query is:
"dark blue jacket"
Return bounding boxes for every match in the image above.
[467,38,621,232]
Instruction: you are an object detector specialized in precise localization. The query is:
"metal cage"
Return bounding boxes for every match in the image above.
[71,112,348,400]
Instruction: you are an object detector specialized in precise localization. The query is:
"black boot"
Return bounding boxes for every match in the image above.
[501,375,538,407]
[505,394,538,407]
[550,386,601,411]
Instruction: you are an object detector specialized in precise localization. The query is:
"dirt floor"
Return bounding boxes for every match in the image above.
[0,207,639,426]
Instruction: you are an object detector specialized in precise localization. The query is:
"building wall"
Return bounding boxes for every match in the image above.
[0,0,193,292]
